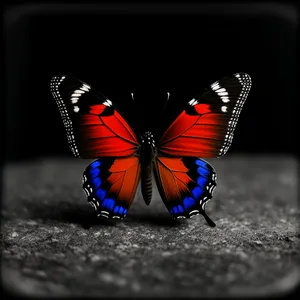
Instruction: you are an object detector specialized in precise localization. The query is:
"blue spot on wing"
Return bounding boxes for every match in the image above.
[177,205,184,213]
[192,186,203,199]
[114,206,120,214]
[95,188,106,202]
[197,166,210,177]
[124,209,128,215]
[91,177,102,190]
[195,159,208,168]
[91,160,101,169]
[197,176,208,190]
[102,198,115,211]
[119,207,124,215]
[170,204,185,216]
[183,197,196,210]
[89,168,100,179]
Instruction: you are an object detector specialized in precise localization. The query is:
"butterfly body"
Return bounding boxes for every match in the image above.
[51,73,251,226]
[140,131,156,205]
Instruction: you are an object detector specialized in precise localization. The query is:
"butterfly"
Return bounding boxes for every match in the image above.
[50,73,251,227]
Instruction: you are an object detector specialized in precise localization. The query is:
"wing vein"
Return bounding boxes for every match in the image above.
[157,158,189,194]
[159,115,201,146]
[99,116,138,146]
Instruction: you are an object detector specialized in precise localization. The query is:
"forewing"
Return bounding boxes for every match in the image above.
[50,75,139,158]
[158,73,251,158]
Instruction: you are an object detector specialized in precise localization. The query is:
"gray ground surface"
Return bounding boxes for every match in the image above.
[1,155,300,297]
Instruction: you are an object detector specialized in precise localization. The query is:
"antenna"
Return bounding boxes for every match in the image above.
[159,92,171,117]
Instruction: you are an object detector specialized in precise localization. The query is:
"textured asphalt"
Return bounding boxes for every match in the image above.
[1,155,300,297]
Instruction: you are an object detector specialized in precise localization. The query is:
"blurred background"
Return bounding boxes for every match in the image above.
[3,2,298,161]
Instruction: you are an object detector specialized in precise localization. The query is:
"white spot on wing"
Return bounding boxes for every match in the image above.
[103,99,112,107]
[83,84,91,89]
[81,86,89,92]
[71,98,79,103]
[83,188,90,196]
[188,98,198,106]
[189,210,199,215]
[211,82,220,91]
[221,106,227,112]
[98,213,109,218]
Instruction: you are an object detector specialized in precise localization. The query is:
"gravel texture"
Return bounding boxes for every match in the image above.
[1,155,300,297]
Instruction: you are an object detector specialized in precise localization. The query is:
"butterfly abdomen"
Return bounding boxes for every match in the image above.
[141,164,153,205]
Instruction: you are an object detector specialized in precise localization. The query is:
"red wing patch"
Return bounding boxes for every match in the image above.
[77,106,138,158]
[155,157,192,203]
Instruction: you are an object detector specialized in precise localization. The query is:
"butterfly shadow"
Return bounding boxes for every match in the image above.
[58,205,118,229]
[48,203,182,229]
[18,196,185,229]
[124,211,184,227]
[18,198,116,229]
[58,207,183,229]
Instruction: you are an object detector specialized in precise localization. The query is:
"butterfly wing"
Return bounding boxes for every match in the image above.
[50,75,139,158]
[158,73,251,158]
[83,157,141,218]
[153,156,217,226]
